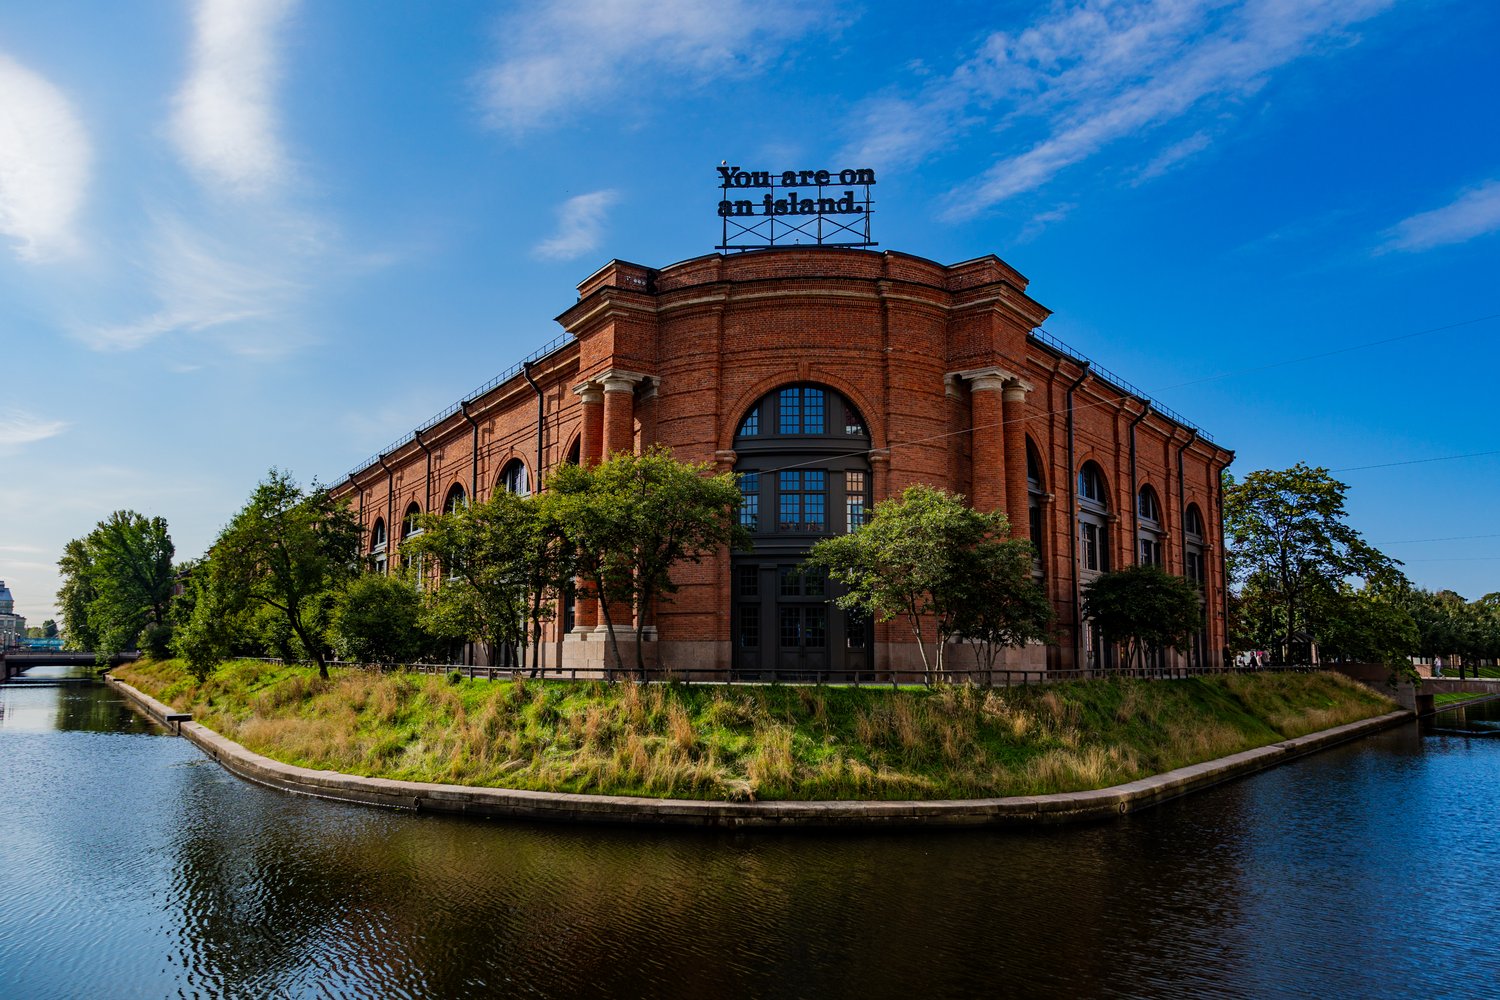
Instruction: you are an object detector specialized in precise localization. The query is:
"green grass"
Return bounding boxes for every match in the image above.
[1434,691,1499,708]
[114,659,1397,802]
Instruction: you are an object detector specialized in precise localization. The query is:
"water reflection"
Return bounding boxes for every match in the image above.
[2,677,1498,998]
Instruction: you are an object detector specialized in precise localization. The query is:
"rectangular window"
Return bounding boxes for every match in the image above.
[804,472,826,531]
[1139,537,1161,566]
[804,608,826,648]
[779,565,800,597]
[802,388,825,434]
[780,607,801,646]
[778,471,801,531]
[846,471,867,529]
[1081,522,1101,571]
[737,564,759,597]
[778,469,826,531]
[1028,501,1042,554]
[738,472,759,531]
[778,389,801,434]
[846,611,868,649]
[738,605,760,648]
[1186,550,1205,586]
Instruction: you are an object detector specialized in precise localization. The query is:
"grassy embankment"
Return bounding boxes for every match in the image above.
[1434,691,1500,708]
[115,658,1396,802]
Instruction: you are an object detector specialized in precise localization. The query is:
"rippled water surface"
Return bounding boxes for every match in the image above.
[2,670,1498,999]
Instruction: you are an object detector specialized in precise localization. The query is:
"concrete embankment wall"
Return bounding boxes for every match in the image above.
[106,675,1412,830]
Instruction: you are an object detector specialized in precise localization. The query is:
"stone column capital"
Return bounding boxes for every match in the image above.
[1002,377,1034,400]
[950,366,1025,393]
[572,382,604,404]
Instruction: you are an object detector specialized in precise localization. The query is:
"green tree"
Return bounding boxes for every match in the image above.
[1310,576,1419,680]
[201,469,362,680]
[808,484,1043,684]
[1224,464,1392,664]
[403,489,543,668]
[55,511,176,661]
[546,448,750,678]
[329,571,431,666]
[41,619,58,639]
[1081,565,1203,672]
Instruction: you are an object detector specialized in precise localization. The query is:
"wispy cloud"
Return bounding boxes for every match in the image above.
[169,0,296,195]
[480,0,839,133]
[0,409,70,451]
[0,53,91,261]
[1134,130,1213,184]
[842,0,1397,221]
[1377,179,1500,254]
[533,190,619,261]
[77,211,319,355]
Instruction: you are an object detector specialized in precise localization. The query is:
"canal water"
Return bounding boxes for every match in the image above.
[2,668,1497,999]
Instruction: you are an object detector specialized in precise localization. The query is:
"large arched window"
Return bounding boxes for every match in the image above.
[444,483,467,513]
[1137,484,1163,566]
[731,383,872,681]
[498,458,530,496]
[401,502,422,540]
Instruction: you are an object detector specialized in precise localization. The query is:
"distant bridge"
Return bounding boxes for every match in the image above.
[0,649,138,683]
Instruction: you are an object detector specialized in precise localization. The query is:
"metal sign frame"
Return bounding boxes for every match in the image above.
[716,166,877,251]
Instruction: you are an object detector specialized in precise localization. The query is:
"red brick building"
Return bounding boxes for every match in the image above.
[334,247,1233,676]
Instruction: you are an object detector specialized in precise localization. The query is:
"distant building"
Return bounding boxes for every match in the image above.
[0,580,26,649]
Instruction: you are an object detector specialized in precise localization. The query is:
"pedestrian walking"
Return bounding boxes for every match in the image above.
[1433,656,1443,678]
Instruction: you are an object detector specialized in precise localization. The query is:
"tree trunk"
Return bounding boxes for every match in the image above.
[597,574,624,680]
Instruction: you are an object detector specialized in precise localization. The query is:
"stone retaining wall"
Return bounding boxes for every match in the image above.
[106,675,1412,830]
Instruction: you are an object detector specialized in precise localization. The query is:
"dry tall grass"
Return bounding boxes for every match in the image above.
[113,659,1395,802]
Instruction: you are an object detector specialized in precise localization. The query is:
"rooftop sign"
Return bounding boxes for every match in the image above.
[716,164,876,251]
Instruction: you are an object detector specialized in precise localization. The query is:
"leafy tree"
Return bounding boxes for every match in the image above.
[1224,464,1393,664]
[42,619,58,639]
[1311,577,1419,681]
[1081,565,1203,672]
[55,511,176,661]
[808,484,1044,684]
[329,571,431,666]
[546,448,750,678]
[403,488,572,672]
[949,532,1055,674]
[201,469,362,680]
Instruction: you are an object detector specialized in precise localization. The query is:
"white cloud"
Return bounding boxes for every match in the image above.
[841,0,1397,220]
[480,0,838,133]
[533,190,619,261]
[1134,130,1213,183]
[0,409,70,452]
[0,54,91,260]
[1377,179,1500,254]
[77,212,316,355]
[170,0,296,195]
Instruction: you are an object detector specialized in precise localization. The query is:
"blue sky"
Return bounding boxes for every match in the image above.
[2,0,1498,623]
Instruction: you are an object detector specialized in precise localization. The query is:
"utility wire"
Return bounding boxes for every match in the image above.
[1331,450,1500,473]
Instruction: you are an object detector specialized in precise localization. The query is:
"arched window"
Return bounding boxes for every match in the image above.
[1078,463,1107,505]
[369,518,388,576]
[444,483,467,513]
[401,502,422,539]
[1137,484,1163,566]
[1077,461,1109,575]
[1026,438,1046,567]
[498,458,529,496]
[731,383,872,681]
[1184,503,1206,588]
[565,438,581,466]
[1137,486,1161,524]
